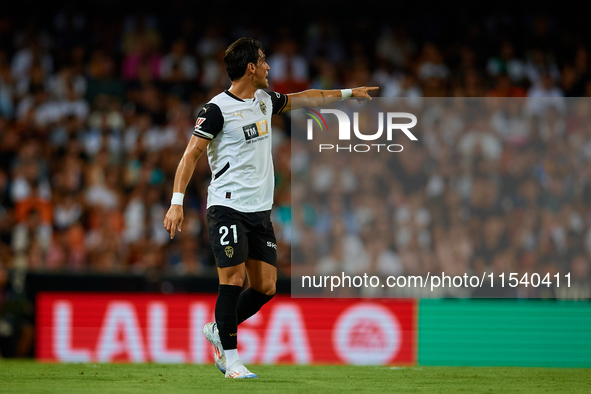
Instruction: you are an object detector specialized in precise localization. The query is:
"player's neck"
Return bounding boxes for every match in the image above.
[227,80,258,100]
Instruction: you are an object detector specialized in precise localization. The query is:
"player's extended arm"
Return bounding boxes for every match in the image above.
[280,86,379,113]
[163,135,210,239]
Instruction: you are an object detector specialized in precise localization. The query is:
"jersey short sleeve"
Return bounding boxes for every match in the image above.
[193,103,224,140]
[268,91,288,115]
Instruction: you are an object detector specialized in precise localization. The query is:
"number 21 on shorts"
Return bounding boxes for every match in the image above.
[219,225,238,245]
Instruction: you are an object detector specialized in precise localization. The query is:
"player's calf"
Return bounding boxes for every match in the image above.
[236,287,275,324]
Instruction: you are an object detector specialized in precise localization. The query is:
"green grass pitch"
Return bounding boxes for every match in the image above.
[1,361,590,393]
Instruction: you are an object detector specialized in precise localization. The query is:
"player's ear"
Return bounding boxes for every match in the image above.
[247,62,256,74]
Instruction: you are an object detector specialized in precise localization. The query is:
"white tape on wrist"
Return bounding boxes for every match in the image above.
[171,192,184,206]
[340,89,353,101]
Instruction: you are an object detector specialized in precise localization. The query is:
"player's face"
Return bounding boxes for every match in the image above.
[254,49,270,89]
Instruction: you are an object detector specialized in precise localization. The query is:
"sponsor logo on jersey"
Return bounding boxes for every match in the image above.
[259,101,267,115]
[242,119,269,141]
[225,246,234,258]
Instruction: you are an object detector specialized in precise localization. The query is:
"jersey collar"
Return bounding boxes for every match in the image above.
[224,89,257,103]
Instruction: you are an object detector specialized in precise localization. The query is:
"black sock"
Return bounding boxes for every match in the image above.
[236,287,275,324]
[215,284,242,350]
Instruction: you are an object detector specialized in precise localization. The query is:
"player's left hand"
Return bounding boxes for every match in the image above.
[163,205,184,239]
[351,86,379,101]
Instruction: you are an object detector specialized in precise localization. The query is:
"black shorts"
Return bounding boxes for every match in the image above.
[206,205,277,268]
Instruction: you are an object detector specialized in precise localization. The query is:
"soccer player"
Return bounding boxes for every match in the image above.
[163,37,377,378]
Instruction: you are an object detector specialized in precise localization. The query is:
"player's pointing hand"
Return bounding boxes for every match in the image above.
[351,86,379,101]
[164,205,184,239]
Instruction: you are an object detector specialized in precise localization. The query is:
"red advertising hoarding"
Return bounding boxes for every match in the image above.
[36,293,416,365]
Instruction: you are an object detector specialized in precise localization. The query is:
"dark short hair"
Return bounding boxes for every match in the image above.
[224,37,263,81]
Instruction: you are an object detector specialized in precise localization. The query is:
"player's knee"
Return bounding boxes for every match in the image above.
[226,276,245,287]
[262,281,276,296]
[220,272,245,287]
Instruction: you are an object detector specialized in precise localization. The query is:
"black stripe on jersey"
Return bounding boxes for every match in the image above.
[268,91,288,114]
[193,103,224,140]
[214,162,230,180]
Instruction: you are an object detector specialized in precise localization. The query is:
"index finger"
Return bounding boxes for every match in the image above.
[170,222,176,239]
[365,86,379,91]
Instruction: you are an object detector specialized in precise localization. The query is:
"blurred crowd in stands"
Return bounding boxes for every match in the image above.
[0,8,590,296]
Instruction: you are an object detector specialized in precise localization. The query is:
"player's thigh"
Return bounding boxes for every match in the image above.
[206,205,248,268]
[245,258,277,295]
[246,210,277,268]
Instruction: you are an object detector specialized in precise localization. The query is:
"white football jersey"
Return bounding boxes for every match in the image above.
[193,89,288,212]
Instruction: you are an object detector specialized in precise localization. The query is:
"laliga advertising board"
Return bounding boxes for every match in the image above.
[36,294,416,365]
